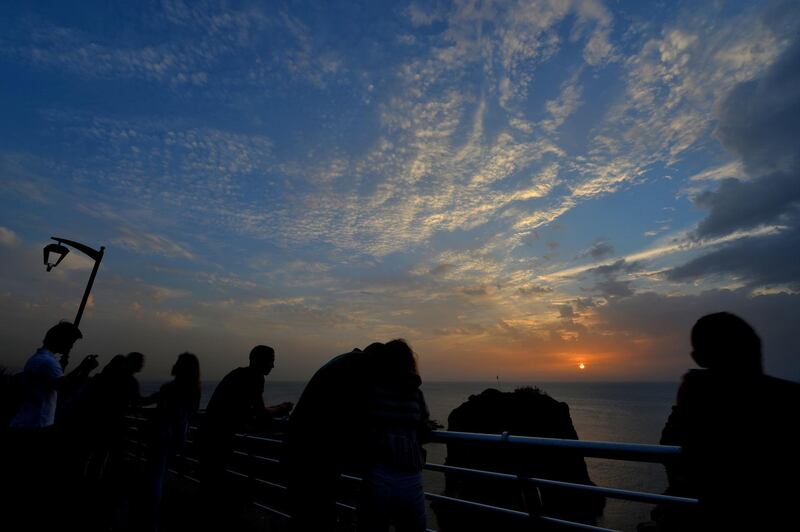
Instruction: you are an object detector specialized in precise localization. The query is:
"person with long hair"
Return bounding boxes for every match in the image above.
[143,352,201,531]
[657,313,800,530]
[358,339,430,532]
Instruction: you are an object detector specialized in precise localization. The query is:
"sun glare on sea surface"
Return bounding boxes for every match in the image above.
[578,363,586,370]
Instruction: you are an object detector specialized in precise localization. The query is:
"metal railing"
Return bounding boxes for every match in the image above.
[124,414,698,532]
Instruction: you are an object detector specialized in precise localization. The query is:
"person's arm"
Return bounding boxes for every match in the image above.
[264,401,293,418]
[129,379,158,407]
[418,390,434,444]
[53,354,99,391]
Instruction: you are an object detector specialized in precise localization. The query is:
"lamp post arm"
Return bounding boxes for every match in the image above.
[73,246,105,328]
[51,237,103,262]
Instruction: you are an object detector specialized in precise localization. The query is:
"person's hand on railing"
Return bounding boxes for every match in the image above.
[265,401,294,418]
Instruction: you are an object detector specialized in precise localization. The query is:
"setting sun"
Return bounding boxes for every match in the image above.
[579,363,586,370]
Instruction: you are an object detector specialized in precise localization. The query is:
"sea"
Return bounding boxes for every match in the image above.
[142,379,679,532]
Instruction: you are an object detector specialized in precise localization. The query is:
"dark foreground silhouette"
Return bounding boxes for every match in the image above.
[432,387,605,531]
[198,345,292,525]
[4,314,799,531]
[650,312,800,531]
[285,339,432,532]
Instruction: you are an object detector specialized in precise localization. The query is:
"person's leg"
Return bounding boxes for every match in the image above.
[391,471,427,532]
[288,467,339,531]
[358,466,393,532]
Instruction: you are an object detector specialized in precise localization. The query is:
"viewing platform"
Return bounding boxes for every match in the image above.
[123,411,697,532]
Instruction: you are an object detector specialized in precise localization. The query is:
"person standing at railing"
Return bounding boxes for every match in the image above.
[3,321,99,531]
[197,345,293,521]
[656,312,800,531]
[142,352,201,532]
[358,339,431,532]
[58,352,156,529]
[284,342,383,531]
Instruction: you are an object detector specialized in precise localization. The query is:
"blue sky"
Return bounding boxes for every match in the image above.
[2,0,799,382]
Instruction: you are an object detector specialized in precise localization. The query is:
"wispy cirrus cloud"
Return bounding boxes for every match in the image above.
[0,226,20,246]
[2,1,800,385]
[112,227,194,259]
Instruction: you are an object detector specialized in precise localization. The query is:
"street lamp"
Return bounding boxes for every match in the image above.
[43,236,105,327]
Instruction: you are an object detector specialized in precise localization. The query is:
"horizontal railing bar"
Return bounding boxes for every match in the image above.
[129,444,620,532]
[126,412,683,462]
[225,468,249,479]
[124,418,694,530]
[427,493,617,532]
[235,433,283,445]
[430,431,681,462]
[538,514,619,532]
[252,501,292,519]
[424,492,528,519]
[424,463,697,506]
[526,476,697,506]
[253,478,288,491]
[336,501,357,512]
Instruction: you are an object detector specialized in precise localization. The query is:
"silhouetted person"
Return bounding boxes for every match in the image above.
[657,312,800,530]
[143,352,201,532]
[358,339,430,532]
[284,342,383,531]
[9,321,98,428]
[198,345,292,519]
[4,321,98,531]
[58,352,155,528]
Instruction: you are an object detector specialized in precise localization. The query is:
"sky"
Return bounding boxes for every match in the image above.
[1,0,799,383]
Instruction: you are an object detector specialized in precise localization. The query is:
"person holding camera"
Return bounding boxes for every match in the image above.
[9,321,99,429]
[5,321,99,530]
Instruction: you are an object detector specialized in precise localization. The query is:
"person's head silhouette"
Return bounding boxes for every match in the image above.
[249,345,275,376]
[172,352,200,383]
[126,351,145,374]
[691,312,762,374]
[42,321,82,355]
[376,339,420,386]
[364,342,385,354]
[101,354,128,376]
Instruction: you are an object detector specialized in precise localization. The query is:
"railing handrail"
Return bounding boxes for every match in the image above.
[128,411,682,462]
[124,412,696,532]
[430,430,682,462]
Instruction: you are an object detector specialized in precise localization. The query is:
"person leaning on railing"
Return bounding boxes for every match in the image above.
[358,339,431,532]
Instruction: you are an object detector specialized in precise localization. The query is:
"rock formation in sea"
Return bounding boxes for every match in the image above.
[433,387,605,531]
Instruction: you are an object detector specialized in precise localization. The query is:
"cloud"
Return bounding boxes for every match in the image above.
[687,161,745,181]
[667,225,800,289]
[462,285,492,297]
[586,259,638,277]
[0,227,19,246]
[540,75,583,134]
[693,172,800,238]
[594,288,800,379]
[669,31,800,289]
[588,278,634,298]
[154,310,193,329]
[716,40,800,176]
[691,38,800,239]
[583,239,614,260]
[430,263,456,276]
[557,304,575,319]
[581,259,639,298]
[112,227,194,259]
[517,284,553,296]
[1,3,343,93]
